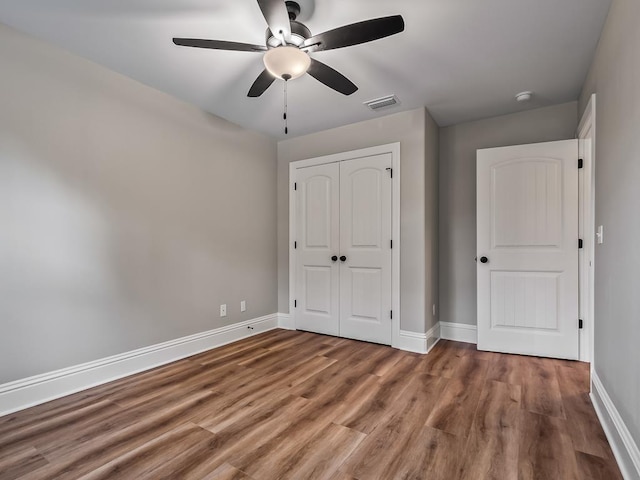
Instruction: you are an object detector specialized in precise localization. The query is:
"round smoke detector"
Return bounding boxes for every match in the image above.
[516,91,533,102]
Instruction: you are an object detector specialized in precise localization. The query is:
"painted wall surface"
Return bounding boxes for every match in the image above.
[579,0,640,450]
[277,108,438,334]
[424,111,439,337]
[438,102,578,326]
[0,24,277,383]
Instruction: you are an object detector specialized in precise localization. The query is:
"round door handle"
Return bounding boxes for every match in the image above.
[340,256,347,262]
[331,255,338,262]
[480,256,489,264]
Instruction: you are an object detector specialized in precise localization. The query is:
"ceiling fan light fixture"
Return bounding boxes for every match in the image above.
[263,46,310,80]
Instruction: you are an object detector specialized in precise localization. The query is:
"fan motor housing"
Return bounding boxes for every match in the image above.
[266,21,311,48]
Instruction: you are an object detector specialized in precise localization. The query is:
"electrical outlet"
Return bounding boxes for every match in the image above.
[240,300,246,312]
[596,225,604,244]
[220,304,227,317]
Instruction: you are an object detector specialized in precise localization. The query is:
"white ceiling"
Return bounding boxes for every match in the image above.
[0,0,611,139]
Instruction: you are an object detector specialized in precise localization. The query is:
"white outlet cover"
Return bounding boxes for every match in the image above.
[241,301,246,312]
[220,304,227,317]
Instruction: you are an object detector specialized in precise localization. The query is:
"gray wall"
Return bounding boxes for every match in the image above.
[424,113,440,336]
[277,108,439,334]
[438,102,578,326]
[579,0,640,450]
[0,24,277,383]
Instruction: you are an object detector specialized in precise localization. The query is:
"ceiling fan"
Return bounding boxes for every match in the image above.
[172,0,405,97]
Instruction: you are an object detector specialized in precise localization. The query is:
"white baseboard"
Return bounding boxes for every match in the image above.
[277,312,295,330]
[425,322,441,354]
[0,314,279,417]
[397,330,427,354]
[591,371,640,480]
[397,323,440,354]
[440,321,477,344]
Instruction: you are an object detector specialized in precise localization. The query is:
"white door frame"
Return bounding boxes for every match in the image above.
[289,143,401,348]
[577,94,596,364]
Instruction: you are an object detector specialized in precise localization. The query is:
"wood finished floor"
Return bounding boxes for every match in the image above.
[0,329,622,480]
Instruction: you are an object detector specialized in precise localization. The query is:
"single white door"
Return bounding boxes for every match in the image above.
[477,140,579,359]
[339,154,393,345]
[295,162,340,336]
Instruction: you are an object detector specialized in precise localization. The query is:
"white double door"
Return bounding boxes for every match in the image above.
[477,140,579,359]
[294,154,392,345]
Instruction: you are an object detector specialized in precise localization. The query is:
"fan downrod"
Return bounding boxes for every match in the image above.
[286,1,301,21]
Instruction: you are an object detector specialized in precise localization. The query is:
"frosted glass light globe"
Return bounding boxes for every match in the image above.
[263,46,311,80]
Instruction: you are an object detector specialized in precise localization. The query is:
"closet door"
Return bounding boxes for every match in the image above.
[339,154,393,345]
[294,162,340,336]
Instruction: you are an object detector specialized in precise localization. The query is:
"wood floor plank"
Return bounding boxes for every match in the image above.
[451,353,490,381]
[418,340,469,378]
[199,463,254,480]
[0,400,121,457]
[368,348,405,376]
[225,404,333,477]
[78,423,216,480]
[555,365,615,460]
[196,396,314,471]
[522,359,566,419]
[332,356,418,434]
[0,330,622,480]
[22,391,217,479]
[486,352,528,386]
[271,422,366,480]
[341,373,447,479]
[457,380,521,480]
[575,451,624,480]
[425,375,484,437]
[0,445,48,480]
[378,425,463,480]
[518,410,580,480]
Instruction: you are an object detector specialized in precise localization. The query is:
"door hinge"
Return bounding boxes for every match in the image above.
[578,159,584,169]
[294,241,297,249]
[578,239,583,249]
[390,310,393,319]
[294,300,297,308]
[294,182,297,190]
[579,319,583,329]
[390,239,393,249]
[386,167,393,178]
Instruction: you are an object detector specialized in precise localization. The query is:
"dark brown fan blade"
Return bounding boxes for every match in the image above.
[173,38,267,52]
[307,59,357,96]
[248,69,276,97]
[302,15,404,52]
[256,0,291,41]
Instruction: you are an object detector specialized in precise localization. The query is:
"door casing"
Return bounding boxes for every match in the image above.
[578,94,596,364]
[289,143,401,348]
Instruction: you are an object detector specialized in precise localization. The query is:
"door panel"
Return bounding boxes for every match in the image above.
[477,140,579,359]
[339,154,392,345]
[295,163,340,336]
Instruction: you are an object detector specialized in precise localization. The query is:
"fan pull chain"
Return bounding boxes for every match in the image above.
[283,78,289,135]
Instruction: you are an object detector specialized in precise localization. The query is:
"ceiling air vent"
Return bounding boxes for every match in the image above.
[364,95,401,112]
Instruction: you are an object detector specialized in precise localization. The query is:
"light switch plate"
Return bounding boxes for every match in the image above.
[596,225,604,244]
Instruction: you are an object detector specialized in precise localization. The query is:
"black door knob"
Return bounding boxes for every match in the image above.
[480,256,489,264]
[331,255,338,262]
[340,256,347,262]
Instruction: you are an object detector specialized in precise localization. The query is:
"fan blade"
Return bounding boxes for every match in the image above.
[173,38,267,52]
[256,0,291,41]
[248,69,276,97]
[307,59,357,96]
[302,15,405,52]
